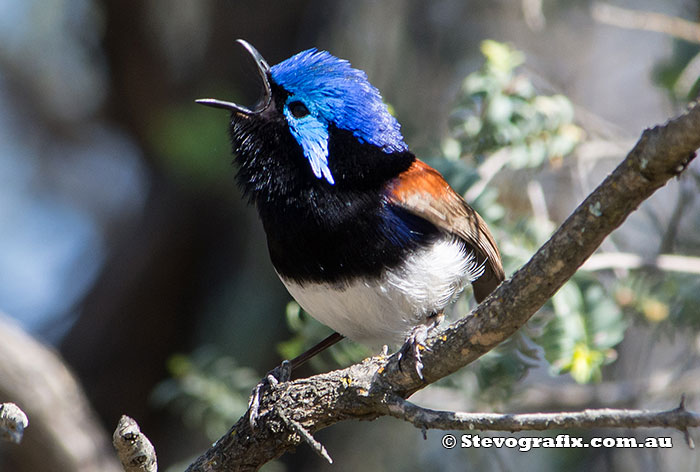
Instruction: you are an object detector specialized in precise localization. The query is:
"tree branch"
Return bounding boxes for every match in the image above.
[386,395,699,436]
[0,403,28,444]
[592,2,700,44]
[180,103,700,471]
[0,314,123,472]
[113,415,158,472]
[581,252,700,274]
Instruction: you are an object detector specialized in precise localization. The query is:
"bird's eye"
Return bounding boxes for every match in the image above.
[289,101,310,118]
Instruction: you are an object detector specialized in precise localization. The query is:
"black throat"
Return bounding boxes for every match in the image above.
[230,115,438,284]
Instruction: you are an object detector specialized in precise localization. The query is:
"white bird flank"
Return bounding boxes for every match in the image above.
[280,236,484,348]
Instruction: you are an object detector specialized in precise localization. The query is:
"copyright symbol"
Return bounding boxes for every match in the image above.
[442,434,457,449]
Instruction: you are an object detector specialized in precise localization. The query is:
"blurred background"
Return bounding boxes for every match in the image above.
[0,0,699,471]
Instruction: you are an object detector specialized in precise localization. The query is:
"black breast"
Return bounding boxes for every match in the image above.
[260,186,439,283]
[233,114,437,283]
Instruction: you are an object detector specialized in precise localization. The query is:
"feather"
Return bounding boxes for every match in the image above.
[386,159,505,302]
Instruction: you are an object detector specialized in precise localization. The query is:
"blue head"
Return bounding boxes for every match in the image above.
[197,40,410,191]
[269,49,407,184]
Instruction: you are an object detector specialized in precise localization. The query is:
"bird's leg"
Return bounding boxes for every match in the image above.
[248,332,344,430]
[289,332,345,370]
[398,312,444,380]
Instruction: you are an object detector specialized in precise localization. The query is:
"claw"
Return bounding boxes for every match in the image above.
[398,324,430,380]
[248,360,292,430]
[397,313,443,380]
[246,332,344,431]
[248,383,263,430]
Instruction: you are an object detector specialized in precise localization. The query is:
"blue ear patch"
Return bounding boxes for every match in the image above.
[283,101,335,184]
[271,48,408,186]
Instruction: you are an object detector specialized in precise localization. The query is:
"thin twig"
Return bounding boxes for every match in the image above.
[581,252,700,275]
[675,52,700,98]
[680,394,696,448]
[659,179,695,253]
[464,148,511,202]
[386,395,700,434]
[592,2,700,44]
[526,179,552,226]
[522,0,545,31]
[278,411,333,464]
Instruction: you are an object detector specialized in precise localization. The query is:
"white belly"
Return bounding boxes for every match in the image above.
[279,237,481,348]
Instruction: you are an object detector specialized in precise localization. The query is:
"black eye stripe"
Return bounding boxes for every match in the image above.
[289,101,310,118]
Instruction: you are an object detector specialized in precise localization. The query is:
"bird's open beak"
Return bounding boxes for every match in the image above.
[196,39,272,116]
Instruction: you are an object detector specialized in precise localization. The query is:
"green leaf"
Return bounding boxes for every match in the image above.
[540,279,625,383]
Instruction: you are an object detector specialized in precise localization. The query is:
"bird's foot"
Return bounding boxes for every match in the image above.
[397,313,443,380]
[248,360,292,431]
[397,324,431,380]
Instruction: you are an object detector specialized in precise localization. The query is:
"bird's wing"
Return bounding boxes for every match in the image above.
[386,159,505,302]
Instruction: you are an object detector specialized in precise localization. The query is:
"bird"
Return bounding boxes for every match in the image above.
[197,40,504,379]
